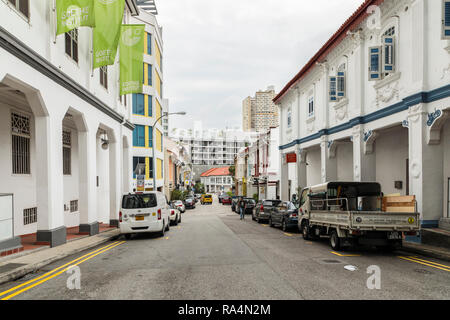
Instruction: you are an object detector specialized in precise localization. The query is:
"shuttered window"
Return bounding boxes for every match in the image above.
[369,46,382,81]
[65,29,78,63]
[337,71,346,98]
[329,76,337,102]
[444,0,450,39]
[63,130,71,175]
[382,36,395,74]
[308,97,314,117]
[11,113,30,175]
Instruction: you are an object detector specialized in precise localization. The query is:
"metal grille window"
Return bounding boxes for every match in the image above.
[11,113,31,174]
[23,207,37,225]
[70,200,78,213]
[65,29,78,62]
[63,130,71,175]
[100,66,108,89]
[8,0,29,18]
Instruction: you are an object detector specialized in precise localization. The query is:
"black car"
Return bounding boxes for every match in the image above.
[184,197,196,209]
[252,199,282,223]
[268,201,299,231]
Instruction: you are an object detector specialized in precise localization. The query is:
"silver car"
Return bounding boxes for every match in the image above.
[172,200,185,213]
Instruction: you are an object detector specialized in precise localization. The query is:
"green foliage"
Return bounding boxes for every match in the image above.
[253,193,259,202]
[194,182,205,194]
[226,191,233,197]
[171,189,184,201]
[228,165,235,177]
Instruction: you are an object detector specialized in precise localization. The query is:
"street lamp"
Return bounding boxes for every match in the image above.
[151,111,186,191]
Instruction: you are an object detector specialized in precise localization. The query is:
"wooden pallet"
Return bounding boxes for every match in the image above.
[382,195,416,213]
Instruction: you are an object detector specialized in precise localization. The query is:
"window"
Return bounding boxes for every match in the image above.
[133,157,146,179]
[369,27,396,81]
[148,95,153,117]
[65,29,78,62]
[11,112,30,174]
[444,0,450,39]
[23,207,37,225]
[100,66,108,89]
[147,33,152,55]
[132,94,145,115]
[148,126,153,148]
[337,64,346,98]
[144,64,152,86]
[70,200,78,213]
[382,35,395,75]
[329,76,337,102]
[62,130,71,175]
[119,94,127,107]
[368,46,382,81]
[8,0,29,18]
[308,96,314,117]
[287,108,292,128]
[133,125,146,147]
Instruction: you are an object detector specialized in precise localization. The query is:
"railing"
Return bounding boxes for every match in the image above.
[0,194,14,242]
[310,198,349,211]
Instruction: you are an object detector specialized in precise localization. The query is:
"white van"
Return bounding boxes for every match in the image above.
[120,192,170,239]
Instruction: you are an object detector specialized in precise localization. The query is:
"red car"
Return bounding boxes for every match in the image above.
[222,196,232,205]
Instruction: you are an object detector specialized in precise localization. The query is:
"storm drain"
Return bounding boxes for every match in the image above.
[0,263,27,274]
[316,258,344,265]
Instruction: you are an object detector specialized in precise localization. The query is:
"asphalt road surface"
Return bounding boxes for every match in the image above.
[1,196,450,300]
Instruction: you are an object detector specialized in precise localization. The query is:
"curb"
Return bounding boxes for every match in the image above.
[0,230,121,286]
[399,244,450,263]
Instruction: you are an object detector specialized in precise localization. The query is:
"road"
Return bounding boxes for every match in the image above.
[1,197,449,300]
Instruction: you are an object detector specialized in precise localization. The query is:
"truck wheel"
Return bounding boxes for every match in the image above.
[302,222,311,240]
[330,230,341,251]
[124,234,132,240]
[269,217,274,227]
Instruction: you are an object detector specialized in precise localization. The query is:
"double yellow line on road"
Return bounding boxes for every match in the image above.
[0,240,125,300]
[398,256,450,272]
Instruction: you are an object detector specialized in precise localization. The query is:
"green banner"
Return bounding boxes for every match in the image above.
[93,0,125,69]
[120,25,145,95]
[56,0,95,35]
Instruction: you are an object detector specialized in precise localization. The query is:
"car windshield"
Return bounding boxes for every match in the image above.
[287,202,298,210]
[246,199,256,204]
[122,194,157,209]
[204,195,212,198]
[175,201,183,205]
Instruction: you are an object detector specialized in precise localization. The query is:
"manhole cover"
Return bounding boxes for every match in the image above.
[0,263,27,274]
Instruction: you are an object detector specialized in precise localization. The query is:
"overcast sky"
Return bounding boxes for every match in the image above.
[156,0,365,131]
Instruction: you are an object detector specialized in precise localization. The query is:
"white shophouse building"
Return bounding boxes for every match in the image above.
[0,1,139,250]
[276,0,450,230]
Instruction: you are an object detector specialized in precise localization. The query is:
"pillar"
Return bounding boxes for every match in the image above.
[109,130,121,227]
[280,153,289,201]
[320,137,337,183]
[35,113,66,247]
[352,125,376,182]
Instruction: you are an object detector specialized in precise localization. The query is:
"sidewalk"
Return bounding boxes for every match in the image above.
[401,241,450,262]
[0,228,121,286]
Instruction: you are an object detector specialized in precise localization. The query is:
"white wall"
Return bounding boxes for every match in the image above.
[306,148,321,186]
[336,142,353,181]
[63,127,80,228]
[443,121,450,218]
[375,126,408,196]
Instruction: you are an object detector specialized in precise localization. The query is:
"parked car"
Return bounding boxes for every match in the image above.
[201,194,213,205]
[172,200,185,213]
[222,195,232,205]
[185,197,196,209]
[252,199,282,223]
[268,201,299,232]
[169,204,182,226]
[120,192,170,239]
[218,193,226,203]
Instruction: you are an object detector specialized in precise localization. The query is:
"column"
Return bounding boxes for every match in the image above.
[280,153,289,201]
[296,147,307,191]
[320,137,337,183]
[35,113,66,247]
[109,130,121,227]
[408,104,443,227]
[78,120,99,236]
[352,125,376,182]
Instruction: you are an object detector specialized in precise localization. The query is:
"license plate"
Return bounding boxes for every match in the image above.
[135,215,145,221]
[388,232,401,240]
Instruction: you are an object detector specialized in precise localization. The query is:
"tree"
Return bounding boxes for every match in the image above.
[228,165,236,183]
[194,182,205,194]
[171,189,184,201]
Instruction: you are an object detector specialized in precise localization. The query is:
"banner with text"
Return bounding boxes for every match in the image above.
[120,25,145,95]
[56,0,95,35]
[93,0,125,69]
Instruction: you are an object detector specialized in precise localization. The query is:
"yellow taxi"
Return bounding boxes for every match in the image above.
[201,194,213,205]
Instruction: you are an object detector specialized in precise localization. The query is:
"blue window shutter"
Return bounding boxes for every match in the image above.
[444,1,450,38]
[148,64,152,86]
[369,46,382,81]
[382,36,395,74]
[133,127,138,146]
[329,76,337,102]
[337,72,346,98]
[138,94,145,115]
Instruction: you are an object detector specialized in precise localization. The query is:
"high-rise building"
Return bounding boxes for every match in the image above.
[242,86,279,132]
[130,5,165,192]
